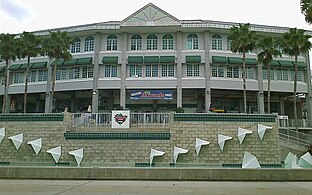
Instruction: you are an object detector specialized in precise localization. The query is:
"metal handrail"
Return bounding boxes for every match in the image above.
[278,128,312,147]
[72,112,171,128]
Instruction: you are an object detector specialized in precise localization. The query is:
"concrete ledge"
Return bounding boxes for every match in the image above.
[0,167,311,181]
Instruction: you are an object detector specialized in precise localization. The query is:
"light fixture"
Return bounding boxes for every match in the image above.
[92,91,97,95]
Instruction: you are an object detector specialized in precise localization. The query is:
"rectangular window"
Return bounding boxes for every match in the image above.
[88,67,93,78]
[107,39,117,50]
[60,68,67,80]
[163,39,173,50]
[129,65,142,77]
[146,65,158,77]
[68,68,74,79]
[277,69,288,81]
[28,71,36,82]
[38,70,47,81]
[263,69,275,80]
[147,40,157,50]
[161,64,174,77]
[82,66,88,78]
[218,65,224,77]
[74,67,80,79]
[104,65,117,77]
[227,66,239,78]
[186,64,200,77]
[291,70,303,81]
[131,39,142,50]
[246,67,254,79]
[13,72,24,83]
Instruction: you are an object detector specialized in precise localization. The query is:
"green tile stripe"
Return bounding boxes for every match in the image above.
[0,114,64,122]
[222,164,282,168]
[64,132,170,140]
[174,113,276,122]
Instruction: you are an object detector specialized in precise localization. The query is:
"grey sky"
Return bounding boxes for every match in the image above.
[0,0,310,33]
[0,0,33,25]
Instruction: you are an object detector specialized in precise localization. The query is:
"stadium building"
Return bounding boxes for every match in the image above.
[0,3,311,120]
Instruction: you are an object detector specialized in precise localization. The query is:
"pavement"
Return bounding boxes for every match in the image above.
[0,180,312,195]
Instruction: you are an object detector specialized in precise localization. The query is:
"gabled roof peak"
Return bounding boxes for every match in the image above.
[121,3,180,27]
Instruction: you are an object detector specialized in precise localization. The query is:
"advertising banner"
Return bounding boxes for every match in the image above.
[111,110,130,128]
[130,90,173,100]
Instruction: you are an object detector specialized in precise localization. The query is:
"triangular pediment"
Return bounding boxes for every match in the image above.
[122,3,180,26]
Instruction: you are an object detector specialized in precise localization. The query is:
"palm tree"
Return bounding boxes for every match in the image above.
[301,0,312,24]
[18,32,42,113]
[280,28,311,130]
[0,33,18,113]
[42,30,72,112]
[257,36,281,114]
[228,23,257,113]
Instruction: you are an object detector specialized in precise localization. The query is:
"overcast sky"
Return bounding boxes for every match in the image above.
[0,0,310,33]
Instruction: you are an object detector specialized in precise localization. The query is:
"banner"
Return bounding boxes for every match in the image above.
[111,110,130,128]
[130,90,173,100]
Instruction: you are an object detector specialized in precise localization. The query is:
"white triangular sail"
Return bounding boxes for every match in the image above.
[27,138,42,155]
[195,138,210,156]
[0,127,5,143]
[217,134,232,151]
[149,148,165,166]
[242,151,261,168]
[257,124,272,140]
[298,152,312,168]
[173,146,189,164]
[284,152,301,169]
[69,148,84,166]
[237,127,253,144]
[8,133,23,150]
[47,146,61,163]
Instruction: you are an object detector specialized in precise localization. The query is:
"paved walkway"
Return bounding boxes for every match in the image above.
[0,180,312,195]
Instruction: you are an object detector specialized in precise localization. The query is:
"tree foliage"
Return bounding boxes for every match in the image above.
[301,0,312,24]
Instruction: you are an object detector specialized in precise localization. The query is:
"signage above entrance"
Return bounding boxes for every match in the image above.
[130,90,173,100]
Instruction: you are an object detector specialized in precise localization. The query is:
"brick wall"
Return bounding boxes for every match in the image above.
[0,113,281,166]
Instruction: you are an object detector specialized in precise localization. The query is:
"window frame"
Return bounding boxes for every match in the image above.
[187,34,199,50]
[84,36,94,52]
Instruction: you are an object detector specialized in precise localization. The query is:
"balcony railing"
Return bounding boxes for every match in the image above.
[72,112,170,128]
[278,115,312,128]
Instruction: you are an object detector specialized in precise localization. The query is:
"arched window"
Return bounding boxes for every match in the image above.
[162,34,173,50]
[107,35,118,50]
[147,34,157,50]
[84,36,94,52]
[212,34,222,50]
[130,35,142,50]
[71,38,81,53]
[187,34,198,50]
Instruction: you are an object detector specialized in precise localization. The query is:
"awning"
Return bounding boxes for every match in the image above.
[102,56,118,64]
[31,62,47,69]
[51,60,64,66]
[76,57,92,65]
[228,57,243,64]
[186,55,201,63]
[144,56,159,63]
[128,56,143,63]
[20,63,38,70]
[278,60,293,67]
[160,56,175,63]
[245,58,258,65]
[8,64,22,71]
[270,60,279,66]
[63,59,79,66]
[212,56,227,64]
[295,61,307,68]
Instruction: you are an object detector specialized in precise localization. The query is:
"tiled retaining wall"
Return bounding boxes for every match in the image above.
[0,113,280,166]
